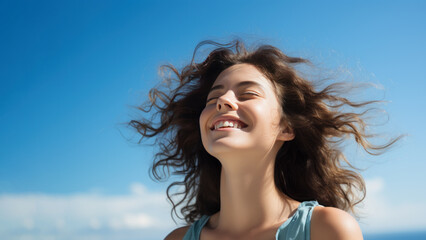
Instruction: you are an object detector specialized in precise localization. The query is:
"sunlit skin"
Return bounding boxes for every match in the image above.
[165,64,363,240]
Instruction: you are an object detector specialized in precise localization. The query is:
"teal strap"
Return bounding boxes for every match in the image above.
[182,215,210,240]
[183,200,319,240]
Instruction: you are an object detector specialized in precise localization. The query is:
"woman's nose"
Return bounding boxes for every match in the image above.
[216,93,238,112]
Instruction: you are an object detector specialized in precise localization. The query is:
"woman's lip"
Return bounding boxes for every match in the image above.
[212,127,243,131]
[210,117,248,130]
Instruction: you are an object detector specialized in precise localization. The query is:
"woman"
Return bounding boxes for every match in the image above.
[130,40,397,239]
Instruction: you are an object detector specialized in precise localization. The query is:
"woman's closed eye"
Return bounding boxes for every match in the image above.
[239,91,260,99]
[243,91,259,96]
[206,96,218,104]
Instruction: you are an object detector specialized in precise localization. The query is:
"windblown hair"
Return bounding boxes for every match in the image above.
[129,40,398,223]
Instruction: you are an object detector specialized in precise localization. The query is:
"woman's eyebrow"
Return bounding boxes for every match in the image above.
[209,81,264,94]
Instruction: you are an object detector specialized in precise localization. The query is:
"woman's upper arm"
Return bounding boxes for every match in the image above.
[164,226,190,240]
[311,206,363,240]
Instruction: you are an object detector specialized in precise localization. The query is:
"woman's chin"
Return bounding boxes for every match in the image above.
[206,143,258,158]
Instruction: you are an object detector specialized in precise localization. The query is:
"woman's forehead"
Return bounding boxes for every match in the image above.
[212,64,273,89]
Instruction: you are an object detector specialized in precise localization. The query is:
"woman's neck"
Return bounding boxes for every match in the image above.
[210,154,299,235]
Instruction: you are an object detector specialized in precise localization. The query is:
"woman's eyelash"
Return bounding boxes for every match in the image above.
[243,91,259,95]
[206,97,218,102]
[240,91,261,97]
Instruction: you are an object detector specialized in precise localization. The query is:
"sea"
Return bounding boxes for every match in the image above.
[364,231,426,240]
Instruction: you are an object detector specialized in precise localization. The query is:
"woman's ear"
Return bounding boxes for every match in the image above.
[278,126,295,142]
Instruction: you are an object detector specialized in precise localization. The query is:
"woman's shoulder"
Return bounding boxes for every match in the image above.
[311,206,363,240]
[164,226,190,240]
[164,215,211,240]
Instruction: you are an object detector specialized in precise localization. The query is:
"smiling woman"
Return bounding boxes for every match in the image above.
[129,40,399,240]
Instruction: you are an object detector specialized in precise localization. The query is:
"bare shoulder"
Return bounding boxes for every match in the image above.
[164,226,190,240]
[311,206,363,240]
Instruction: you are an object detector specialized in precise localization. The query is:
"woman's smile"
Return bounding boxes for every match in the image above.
[209,115,248,130]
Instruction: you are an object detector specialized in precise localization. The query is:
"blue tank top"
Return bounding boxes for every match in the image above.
[182,200,319,240]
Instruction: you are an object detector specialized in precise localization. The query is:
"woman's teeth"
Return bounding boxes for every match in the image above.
[214,121,242,130]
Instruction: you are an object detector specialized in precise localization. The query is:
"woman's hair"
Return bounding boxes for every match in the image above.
[129,40,398,223]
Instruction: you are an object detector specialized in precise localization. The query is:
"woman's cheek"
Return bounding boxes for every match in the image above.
[199,106,212,144]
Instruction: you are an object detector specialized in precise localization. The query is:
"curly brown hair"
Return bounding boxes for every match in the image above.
[129,40,398,223]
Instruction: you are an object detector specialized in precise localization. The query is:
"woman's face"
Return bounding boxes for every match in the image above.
[199,64,293,161]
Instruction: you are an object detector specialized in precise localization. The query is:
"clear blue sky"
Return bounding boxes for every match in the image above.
[0,0,425,238]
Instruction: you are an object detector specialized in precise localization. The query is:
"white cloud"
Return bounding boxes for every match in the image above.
[358,177,426,234]
[1,180,425,239]
[0,183,182,240]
